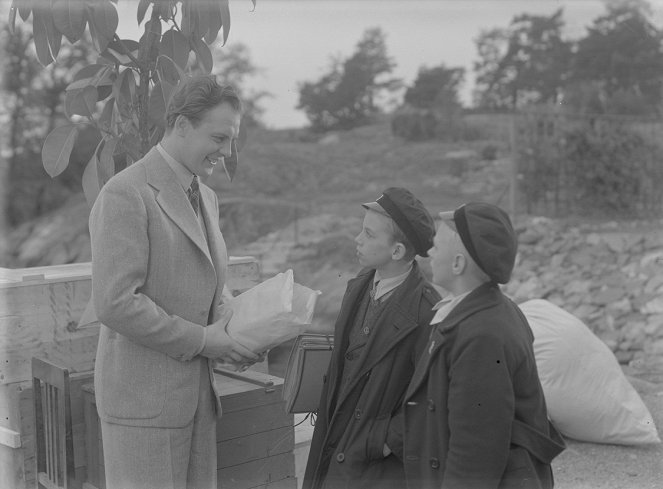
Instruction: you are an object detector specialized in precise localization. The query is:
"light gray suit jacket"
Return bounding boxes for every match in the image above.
[89,147,227,428]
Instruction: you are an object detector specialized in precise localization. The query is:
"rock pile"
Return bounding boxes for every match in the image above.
[505,216,663,364]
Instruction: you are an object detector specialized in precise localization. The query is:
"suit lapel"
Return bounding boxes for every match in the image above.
[200,187,227,322]
[145,149,213,265]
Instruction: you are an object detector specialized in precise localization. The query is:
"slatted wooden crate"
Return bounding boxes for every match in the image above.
[82,369,296,489]
[0,258,261,489]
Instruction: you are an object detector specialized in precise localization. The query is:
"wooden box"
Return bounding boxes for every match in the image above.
[0,258,261,489]
[82,369,296,489]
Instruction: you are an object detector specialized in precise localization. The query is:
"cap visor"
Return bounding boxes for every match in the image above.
[362,202,389,216]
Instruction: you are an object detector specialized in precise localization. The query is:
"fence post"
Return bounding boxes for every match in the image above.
[508,113,518,218]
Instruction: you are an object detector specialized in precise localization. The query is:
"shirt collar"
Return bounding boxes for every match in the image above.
[430,289,472,325]
[156,143,196,190]
[373,263,413,301]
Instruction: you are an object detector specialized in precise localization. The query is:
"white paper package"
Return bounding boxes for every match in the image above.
[225,269,321,353]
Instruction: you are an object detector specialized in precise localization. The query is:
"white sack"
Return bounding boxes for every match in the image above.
[521,298,660,445]
[225,269,321,353]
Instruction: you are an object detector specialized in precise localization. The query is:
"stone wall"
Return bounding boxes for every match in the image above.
[505,217,663,364]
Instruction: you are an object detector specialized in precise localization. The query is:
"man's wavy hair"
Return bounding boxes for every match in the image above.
[165,75,242,130]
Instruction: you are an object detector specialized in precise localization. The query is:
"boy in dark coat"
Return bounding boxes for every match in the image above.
[303,187,440,489]
[402,202,565,489]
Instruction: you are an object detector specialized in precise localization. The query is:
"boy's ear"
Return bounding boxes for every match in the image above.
[392,242,407,261]
[451,253,466,276]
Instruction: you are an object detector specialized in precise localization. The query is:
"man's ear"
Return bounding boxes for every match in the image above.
[174,114,189,135]
[392,242,407,261]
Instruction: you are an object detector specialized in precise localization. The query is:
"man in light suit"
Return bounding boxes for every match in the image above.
[89,75,259,489]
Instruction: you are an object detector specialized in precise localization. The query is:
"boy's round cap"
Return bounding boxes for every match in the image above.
[362,187,435,257]
[440,202,517,284]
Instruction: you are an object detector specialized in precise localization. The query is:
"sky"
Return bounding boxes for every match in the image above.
[110,0,663,128]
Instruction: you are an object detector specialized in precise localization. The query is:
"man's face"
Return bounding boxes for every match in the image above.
[178,102,240,180]
[355,210,398,270]
[429,220,459,287]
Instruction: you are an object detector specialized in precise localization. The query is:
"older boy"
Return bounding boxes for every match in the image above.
[402,202,564,489]
[303,187,440,489]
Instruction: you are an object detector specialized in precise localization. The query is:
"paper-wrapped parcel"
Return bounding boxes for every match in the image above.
[225,269,321,352]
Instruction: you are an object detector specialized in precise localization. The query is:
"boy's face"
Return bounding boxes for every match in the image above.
[429,220,459,287]
[355,210,399,270]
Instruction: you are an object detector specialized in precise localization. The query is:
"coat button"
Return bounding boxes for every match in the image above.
[345,351,354,360]
[428,399,435,411]
[336,453,345,463]
[354,409,362,419]
[430,457,440,469]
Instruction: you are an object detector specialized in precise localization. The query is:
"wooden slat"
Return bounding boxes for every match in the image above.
[1,337,97,384]
[218,426,293,468]
[217,404,292,441]
[214,372,285,413]
[217,452,295,489]
[0,426,21,448]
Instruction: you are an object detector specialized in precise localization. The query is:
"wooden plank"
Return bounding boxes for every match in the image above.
[1,337,97,384]
[214,372,285,413]
[0,425,21,448]
[251,477,298,489]
[217,452,295,489]
[218,426,294,468]
[217,404,292,441]
[0,443,27,489]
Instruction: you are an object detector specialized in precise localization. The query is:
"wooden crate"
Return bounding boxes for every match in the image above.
[82,369,296,489]
[0,258,261,489]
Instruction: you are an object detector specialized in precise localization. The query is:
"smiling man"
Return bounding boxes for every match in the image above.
[89,75,259,489]
[304,187,440,489]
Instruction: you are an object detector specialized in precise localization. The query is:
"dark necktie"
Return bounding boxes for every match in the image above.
[187,175,200,217]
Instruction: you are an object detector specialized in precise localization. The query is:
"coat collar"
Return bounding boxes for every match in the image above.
[330,262,426,407]
[405,282,502,398]
[144,148,214,265]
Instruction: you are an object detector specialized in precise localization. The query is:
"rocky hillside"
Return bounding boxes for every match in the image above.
[2,121,661,368]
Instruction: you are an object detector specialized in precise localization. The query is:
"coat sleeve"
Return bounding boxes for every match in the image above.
[442,329,514,489]
[90,179,205,361]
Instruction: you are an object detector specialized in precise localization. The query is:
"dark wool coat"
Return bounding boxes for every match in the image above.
[403,283,565,489]
[303,262,440,489]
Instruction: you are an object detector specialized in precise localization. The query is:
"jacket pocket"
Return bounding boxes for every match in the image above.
[499,446,544,489]
[99,335,166,419]
[365,415,391,461]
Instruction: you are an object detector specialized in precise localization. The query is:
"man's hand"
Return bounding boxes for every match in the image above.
[201,306,259,364]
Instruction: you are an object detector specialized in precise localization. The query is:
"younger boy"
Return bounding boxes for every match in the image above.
[303,187,440,489]
[402,202,565,489]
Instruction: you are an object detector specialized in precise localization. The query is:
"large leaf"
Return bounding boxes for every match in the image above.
[87,0,119,53]
[160,29,190,70]
[222,140,238,182]
[139,19,162,62]
[148,81,175,128]
[98,97,116,132]
[181,0,196,38]
[136,0,150,25]
[97,136,118,185]
[82,153,101,207]
[8,2,17,34]
[64,86,98,118]
[104,39,139,66]
[113,68,137,119]
[53,0,86,43]
[68,64,114,100]
[192,37,213,74]
[17,0,31,21]
[32,7,55,66]
[156,54,188,86]
[219,0,231,45]
[42,124,81,178]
